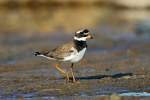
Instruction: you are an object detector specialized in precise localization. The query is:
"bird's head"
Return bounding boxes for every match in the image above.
[74,29,93,41]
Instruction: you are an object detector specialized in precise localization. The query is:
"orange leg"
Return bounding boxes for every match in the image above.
[70,63,76,83]
[55,64,69,82]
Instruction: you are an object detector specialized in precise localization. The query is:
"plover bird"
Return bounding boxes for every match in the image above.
[34,29,93,83]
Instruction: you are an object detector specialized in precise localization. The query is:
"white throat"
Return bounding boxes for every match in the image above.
[74,36,86,41]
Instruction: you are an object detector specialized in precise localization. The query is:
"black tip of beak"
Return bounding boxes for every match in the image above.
[91,36,94,39]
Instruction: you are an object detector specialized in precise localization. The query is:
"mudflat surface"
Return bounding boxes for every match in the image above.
[0,33,150,100]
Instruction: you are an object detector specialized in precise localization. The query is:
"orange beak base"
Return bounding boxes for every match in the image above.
[87,35,93,39]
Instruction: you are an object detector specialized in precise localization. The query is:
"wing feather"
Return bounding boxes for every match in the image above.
[47,42,75,59]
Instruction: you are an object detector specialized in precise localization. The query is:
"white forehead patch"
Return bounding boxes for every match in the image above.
[76,29,84,34]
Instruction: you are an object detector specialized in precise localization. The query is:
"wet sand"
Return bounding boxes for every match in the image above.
[0,32,150,100]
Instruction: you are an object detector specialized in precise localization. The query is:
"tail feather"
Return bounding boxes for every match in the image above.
[34,52,41,56]
[34,51,55,60]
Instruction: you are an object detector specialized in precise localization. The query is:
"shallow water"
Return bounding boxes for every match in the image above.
[120,92,150,96]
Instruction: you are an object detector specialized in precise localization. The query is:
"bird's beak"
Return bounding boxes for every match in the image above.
[87,34,94,39]
[90,35,94,39]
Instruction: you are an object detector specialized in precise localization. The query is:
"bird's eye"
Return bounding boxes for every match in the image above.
[80,32,84,34]
[79,32,85,36]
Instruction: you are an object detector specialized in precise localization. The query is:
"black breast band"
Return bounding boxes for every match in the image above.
[74,40,87,52]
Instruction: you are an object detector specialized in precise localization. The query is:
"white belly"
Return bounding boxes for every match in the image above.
[64,48,87,63]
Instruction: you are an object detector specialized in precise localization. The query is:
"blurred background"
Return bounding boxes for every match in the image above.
[0,0,150,98]
[0,0,150,64]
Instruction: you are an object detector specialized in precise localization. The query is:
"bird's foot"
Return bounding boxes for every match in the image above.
[67,77,80,83]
